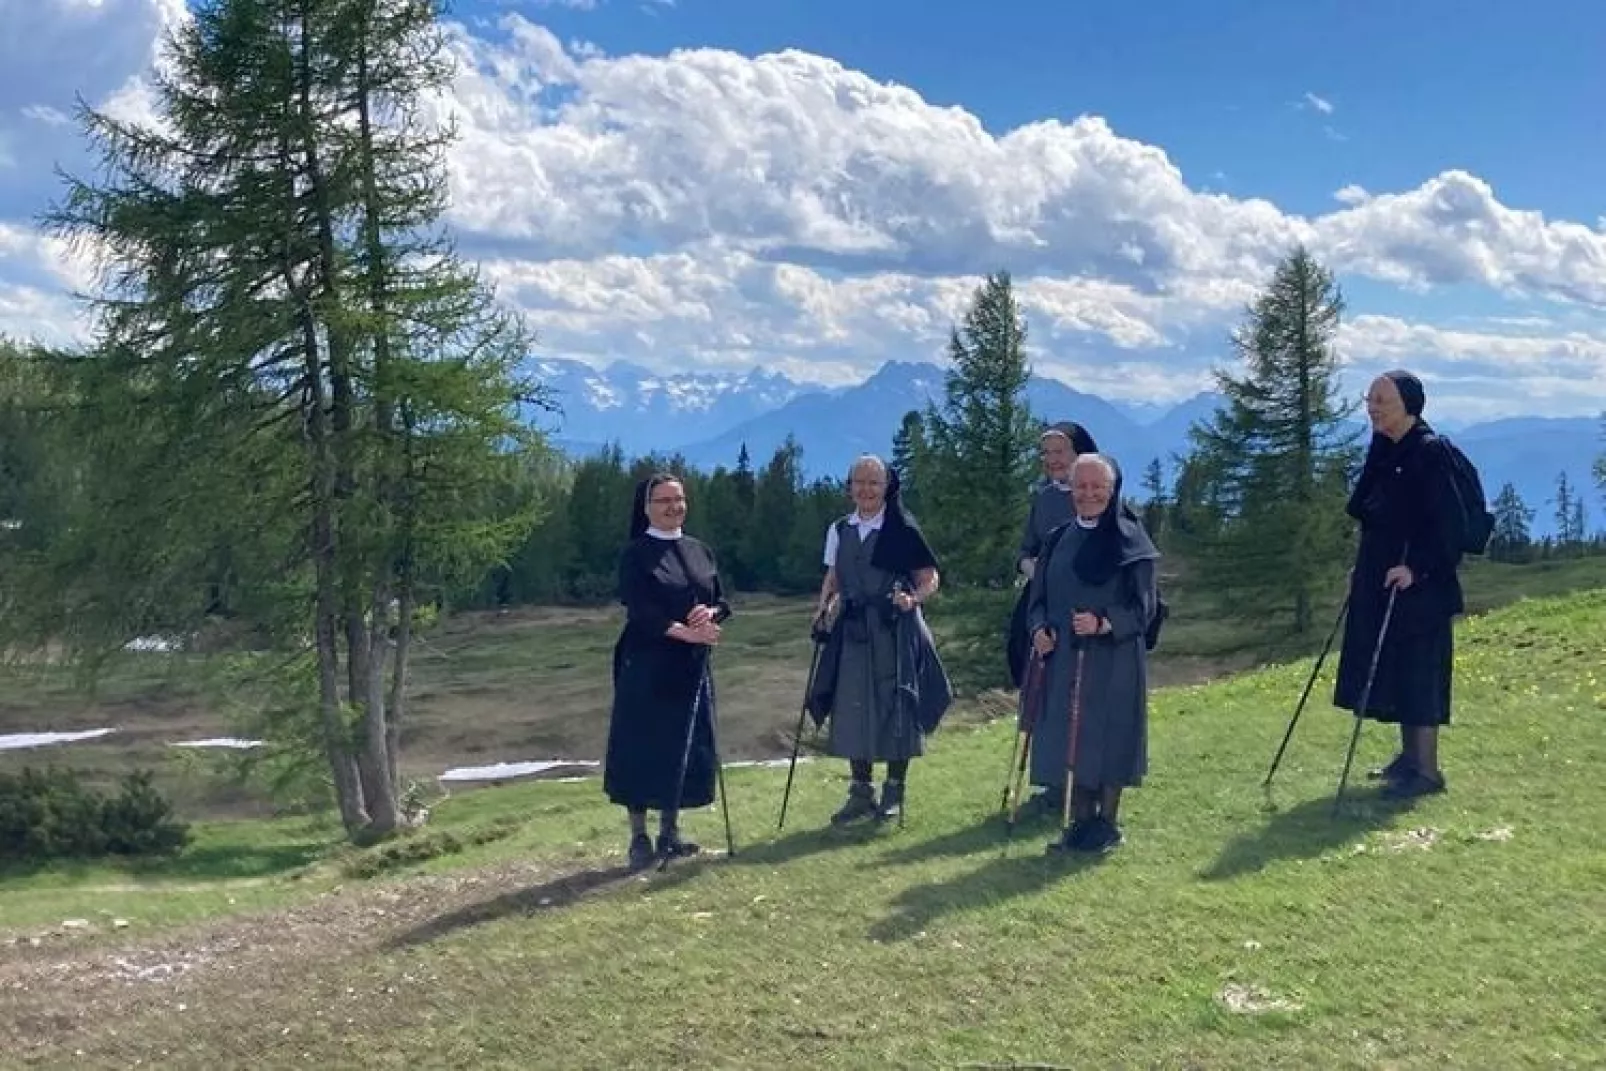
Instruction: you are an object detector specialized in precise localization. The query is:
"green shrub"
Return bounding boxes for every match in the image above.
[0,766,190,863]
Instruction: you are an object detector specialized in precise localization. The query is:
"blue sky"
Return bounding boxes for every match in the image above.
[2,0,1604,420]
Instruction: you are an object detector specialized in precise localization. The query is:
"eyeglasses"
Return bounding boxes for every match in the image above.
[649,496,685,506]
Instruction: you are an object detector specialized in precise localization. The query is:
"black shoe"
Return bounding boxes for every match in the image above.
[874,780,905,824]
[830,782,878,826]
[627,833,655,871]
[1381,770,1446,800]
[1367,753,1415,782]
[1085,817,1124,853]
[1046,818,1093,854]
[656,829,701,859]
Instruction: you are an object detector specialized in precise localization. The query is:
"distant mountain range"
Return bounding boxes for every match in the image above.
[525,357,1604,538]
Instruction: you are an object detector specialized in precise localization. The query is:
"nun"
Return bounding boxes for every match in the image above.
[604,472,732,871]
[1333,370,1465,799]
[1007,421,1101,691]
[1026,453,1160,853]
[807,455,953,825]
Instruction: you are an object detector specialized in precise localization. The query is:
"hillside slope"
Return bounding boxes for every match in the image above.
[4,589,1604,1068]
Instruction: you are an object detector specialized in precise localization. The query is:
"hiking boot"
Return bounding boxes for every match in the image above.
[656,829,701,859]
[830,781,878,826]
[874,780,905,824]
[1046,818,1094,854]
[1367,753,1415,783]
[627,832,655,871]
[1085,817,1124,854]
[1382,770,1446,800]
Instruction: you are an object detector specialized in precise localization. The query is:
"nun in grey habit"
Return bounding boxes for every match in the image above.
[806,455,952,826]
[1025,453,1160,854]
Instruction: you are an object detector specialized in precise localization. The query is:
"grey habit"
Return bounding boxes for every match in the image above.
[1025,519,1159,791]
[822,517,926,762]
[1018,481,1075,565]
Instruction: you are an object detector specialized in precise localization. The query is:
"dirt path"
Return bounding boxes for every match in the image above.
[0,854,653,1063]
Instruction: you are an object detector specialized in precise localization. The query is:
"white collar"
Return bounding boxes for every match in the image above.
[1048,480,1072,492]
[646,526,683,540]
[1074,515,1100,529]
[849,509,885,529]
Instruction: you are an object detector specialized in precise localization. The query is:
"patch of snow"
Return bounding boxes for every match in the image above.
[169,737,264,750]
[583,380,621,409]
[0,728,116,752]
[124,635,182,653]
[725,757,813,769]
[1475,825,1514,842]
[437,759,600,783]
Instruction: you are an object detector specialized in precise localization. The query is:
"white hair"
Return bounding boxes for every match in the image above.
[1071,453,1116,485]
[848,454,888,480]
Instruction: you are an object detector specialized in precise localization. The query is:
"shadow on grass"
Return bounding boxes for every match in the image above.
[872,804,1067,868]
[869,847,1109,942]
[384,861,661,950]
[1200,789,1415,882]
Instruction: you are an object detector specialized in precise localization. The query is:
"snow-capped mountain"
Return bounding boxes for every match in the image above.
[523,357,809,457]
[525,357,1602,537]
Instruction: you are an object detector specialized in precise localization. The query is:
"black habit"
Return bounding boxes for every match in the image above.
[604,533,730,810]
[1332,420,1465,725]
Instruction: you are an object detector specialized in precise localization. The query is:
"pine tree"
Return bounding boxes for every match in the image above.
[1179,246,1361,633]
[920,272,1039,587]
[1553,472,1578,550]
[1140,457,1168,543]
[43,0,543,839]
[1594,413,1605,518]
[749,438,804,590]
[889,409,928,517]
[1488,482,1534,563]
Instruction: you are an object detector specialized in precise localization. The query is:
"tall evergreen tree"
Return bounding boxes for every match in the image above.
[1179,246,1361,633]
[748,438,805,590]
[1593,413,1606,523]
[41,0,544,839]
[1553,471,1579,549]
[1139,456,1168,544]
[1488,481,1534,563]
[920,272,1039,587]
[889,409,928,517]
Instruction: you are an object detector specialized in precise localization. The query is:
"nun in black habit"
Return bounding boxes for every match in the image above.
[807,455,953,826]
[604,473,732,871]
[1025,453,1160,854]
[1333,371,1465,799]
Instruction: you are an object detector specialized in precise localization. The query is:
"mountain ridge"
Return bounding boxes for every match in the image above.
[529,356,1602,538]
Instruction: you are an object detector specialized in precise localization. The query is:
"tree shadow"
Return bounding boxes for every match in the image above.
[384,861,669,950]
[1200,789,1415,882]
[869,848,1109,943]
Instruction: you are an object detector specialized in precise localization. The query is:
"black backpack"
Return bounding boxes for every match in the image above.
[1426,433,1495,556]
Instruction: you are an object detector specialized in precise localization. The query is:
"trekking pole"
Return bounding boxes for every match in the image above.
[891,581,911,829]
[1003,652,1044,843]
[1334,546,1409,816]
[1264,595,1351,788]
[661,609,735,871]
[777,633,825,832]
[708,664,737,858]
[1060,628,1087,838]
[1001,651,1042,813]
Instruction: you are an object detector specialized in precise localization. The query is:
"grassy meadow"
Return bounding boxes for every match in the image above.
[2,577,1604,1067]
[3,554,1603,819]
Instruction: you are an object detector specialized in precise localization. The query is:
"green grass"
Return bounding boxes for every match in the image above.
[3,588,1603,1068]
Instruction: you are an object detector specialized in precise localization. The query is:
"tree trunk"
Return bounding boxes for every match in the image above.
[359,582,399,835]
